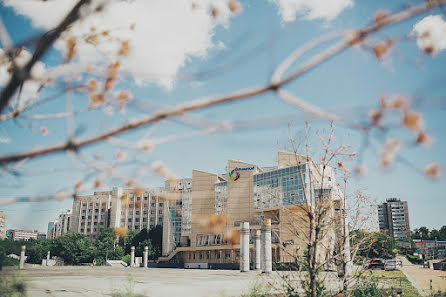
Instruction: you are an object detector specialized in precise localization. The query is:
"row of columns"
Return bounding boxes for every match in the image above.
[240,219,272,273]
[130,246,149,267]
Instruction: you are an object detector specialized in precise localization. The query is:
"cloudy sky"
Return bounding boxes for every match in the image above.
[0,0,445,233]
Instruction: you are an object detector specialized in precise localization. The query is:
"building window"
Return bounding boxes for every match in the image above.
[159,203,163,207]
[135,211,140,215]
[128,218,132,222]
[158,210,163,214]
[144,197,148,201]
[81,228,84,232]
[135,226,139,230]
[199,252,204,260]
[206,251,211,260]
[225,251,230,260]
[87,229,91,233]
[135,218,139,222]
[193,253,196,260]
[143,218,147,222]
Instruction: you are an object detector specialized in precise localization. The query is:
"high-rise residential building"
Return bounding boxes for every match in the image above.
[159,152,347,269]
[70,187,165,240]
[0,211,7,239]
[378,198,410,240]
[47,210,72,239]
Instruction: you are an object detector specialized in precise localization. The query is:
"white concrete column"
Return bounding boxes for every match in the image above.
[260,228,264,271]
[130,246,135,267]
[240,222,250,272]
[19,245,26,270]
[46,251,50,266]
[262,219,272,273]
[255,230,261,270]
[143,246,148,268]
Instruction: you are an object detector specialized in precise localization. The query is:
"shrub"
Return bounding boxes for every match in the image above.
[122,254,131,266]
[350,278,382,297]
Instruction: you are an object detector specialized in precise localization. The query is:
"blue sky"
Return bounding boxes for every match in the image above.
[0,0,445,233]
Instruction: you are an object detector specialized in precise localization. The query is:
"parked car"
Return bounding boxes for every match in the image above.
[384,259,400,271]
[365,258,385,270]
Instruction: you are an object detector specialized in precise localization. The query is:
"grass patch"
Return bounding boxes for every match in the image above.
[362,270,422,297]
[0,270,26,297]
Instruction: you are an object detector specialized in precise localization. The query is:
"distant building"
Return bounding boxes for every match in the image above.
[70,187,165,240]
[413,240,446,259]
[37,233,46,239]
[0,211,6,239]
[378,198,410,240]
[47,220,57,239]
[6,229,44,241]
[47,210,72,239]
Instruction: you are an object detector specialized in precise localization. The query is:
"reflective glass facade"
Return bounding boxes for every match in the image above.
[253,165,306,209]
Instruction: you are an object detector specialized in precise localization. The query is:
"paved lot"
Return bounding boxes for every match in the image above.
[398,257,446,295]
[402,265,446,294]
[2,265,344,297]
[5,266,261,297]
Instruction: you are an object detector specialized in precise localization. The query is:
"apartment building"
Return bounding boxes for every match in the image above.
[70,187,165,239]
[378,198,410,240]
[47,210,72,239]
[0,211,6,239]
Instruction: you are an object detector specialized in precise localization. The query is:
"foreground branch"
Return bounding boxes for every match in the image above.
[0,0,91,114]
[0,0,444,165]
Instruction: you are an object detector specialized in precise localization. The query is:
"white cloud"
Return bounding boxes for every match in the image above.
[412,15,446,54]
[0,48,45,107]
[269,0,353,22]
[2,0,237,89]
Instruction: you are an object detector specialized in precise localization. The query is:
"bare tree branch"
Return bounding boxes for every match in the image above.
[0,0,444,165]
[0,0,91,114]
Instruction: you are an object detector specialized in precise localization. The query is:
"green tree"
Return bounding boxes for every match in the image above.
[0,239,21,256]
[94,228,124,263]
[440,226,446,240]
[148,225,162,259]
[418,227,429,239]
[52,232,95,265]
[124,229,138,254]
[25,239,53,264]
[354,232,396,259]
